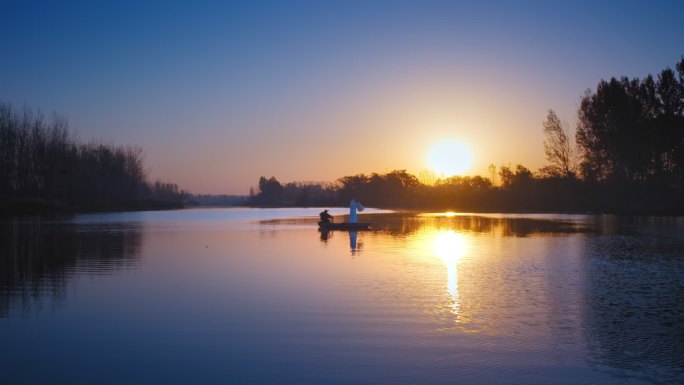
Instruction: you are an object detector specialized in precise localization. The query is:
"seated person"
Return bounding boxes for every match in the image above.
[319,209,333,224]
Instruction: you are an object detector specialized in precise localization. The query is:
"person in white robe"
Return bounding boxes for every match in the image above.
[349,198,364,223]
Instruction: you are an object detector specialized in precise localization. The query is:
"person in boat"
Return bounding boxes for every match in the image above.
[319,209,333,224]
[349,198,364,223]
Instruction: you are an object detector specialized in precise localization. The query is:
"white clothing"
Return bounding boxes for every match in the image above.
[349,199,365,223]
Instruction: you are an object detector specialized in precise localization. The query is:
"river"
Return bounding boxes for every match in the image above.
[1,208,682,384]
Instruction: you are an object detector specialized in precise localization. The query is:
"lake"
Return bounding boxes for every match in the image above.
[1,208,682,385]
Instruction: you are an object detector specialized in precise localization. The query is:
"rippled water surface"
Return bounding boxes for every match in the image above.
[1,208,683,384]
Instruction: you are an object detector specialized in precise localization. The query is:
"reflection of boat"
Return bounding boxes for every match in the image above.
[318,221,370,230]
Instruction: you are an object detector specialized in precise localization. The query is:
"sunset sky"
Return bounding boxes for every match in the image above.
[2,1,683,194]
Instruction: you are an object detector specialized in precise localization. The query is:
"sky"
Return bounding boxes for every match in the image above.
[2,0,683,194]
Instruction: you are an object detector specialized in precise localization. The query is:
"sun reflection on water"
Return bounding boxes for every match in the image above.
[432,230,468,319]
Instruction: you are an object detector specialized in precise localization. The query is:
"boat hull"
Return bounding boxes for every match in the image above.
[318,221,370,230]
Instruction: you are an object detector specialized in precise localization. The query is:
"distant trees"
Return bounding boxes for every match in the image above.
[150,181,186,202]
[0,101,187,211]
[498,164,533,188]
[576,58,684,186]
[428,175,494,211]
[247,157,682,213]
[250,176,336,206]
[247,59,684,214]
[337,170,421,207]
[247,169,579,212]
[250,171,424,208]
[255,176,284,205]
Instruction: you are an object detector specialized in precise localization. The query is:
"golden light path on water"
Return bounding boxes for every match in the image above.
[431,230,468,319]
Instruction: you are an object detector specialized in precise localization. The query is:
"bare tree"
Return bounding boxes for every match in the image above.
[542,109,575,177]
[0,101,187,208]
[488,163,497,186]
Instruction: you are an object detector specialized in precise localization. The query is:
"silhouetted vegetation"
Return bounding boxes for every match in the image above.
[542,109,576,177]
[577,60,684,186]
[249,176,337,207]
[0,102,188,214]
[247,168,587,212]
[249,59,684,214]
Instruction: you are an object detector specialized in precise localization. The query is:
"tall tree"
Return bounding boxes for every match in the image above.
[576,59,684,186]
[542,109,574,177]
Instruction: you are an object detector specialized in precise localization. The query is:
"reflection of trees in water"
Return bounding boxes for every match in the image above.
[0,219,142,317]
[366,213,591,237]
[583,235,684,383]
[261,212,591,238]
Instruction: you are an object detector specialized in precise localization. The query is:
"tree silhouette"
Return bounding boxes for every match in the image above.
[0,101,186,212]
[576,58,684,186]
[256,176,284,205]
[542,109,574,177]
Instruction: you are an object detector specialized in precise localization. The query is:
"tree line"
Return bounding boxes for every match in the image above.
[0,102,188,213]
[577,59,684,186]
[249,58,684,214]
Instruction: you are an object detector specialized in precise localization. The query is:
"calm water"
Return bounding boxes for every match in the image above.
[1,208,683,385]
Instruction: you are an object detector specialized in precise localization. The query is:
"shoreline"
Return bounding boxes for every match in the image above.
[241,204,684,217]
[2,201,683,218]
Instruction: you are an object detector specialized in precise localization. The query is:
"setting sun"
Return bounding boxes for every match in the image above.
[427,140,474,177]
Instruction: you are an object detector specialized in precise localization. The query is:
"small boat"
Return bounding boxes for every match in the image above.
[318,221,370,230]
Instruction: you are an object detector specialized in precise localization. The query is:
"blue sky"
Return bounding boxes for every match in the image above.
[2,1,683,193]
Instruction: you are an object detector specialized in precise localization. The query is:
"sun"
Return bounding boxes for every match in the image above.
[427,140,474,176]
